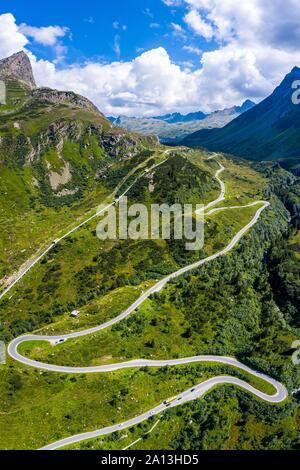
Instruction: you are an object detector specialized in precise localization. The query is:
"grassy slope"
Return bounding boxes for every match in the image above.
[1,150,298,450]
[19,204,266,367]
[0,79,158,281]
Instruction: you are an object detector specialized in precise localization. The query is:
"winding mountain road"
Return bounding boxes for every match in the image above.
[0,154,169,302]
[40,371,287,450]
[4,151,288,450]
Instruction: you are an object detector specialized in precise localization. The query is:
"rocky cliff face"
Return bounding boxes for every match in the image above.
[32,88,101,114]
[0,51,156,207]
[0,51,36,89]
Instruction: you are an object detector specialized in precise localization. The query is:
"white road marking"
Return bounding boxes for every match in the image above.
[3,151,288,450]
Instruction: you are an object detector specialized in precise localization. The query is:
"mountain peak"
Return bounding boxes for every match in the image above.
[0,51,36,89]
[234,99,256,113]
[182,66,300,161]
[291,65,300,74]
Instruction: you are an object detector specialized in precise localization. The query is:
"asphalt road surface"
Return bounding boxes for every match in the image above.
[3,153,288,450]
[40,371,287,450]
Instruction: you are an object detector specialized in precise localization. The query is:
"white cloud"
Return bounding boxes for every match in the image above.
[29,47,202,116]
[84,16,95,24]
[0,13,28,57]
[165,0,300,109]
[162,0,183,6]
[112,34,121,58]
[19,24,68,46]
[150,23,160,29]
[170,22,187,39]
[30,43,270,116]
[184,9,214,39]
[183,44,202,56]
[182,0,300,47]
[112,21,127,31]
[185,0,211,8]
[143,8,154,18]
[2,6,300,118]
[171,22,184,32]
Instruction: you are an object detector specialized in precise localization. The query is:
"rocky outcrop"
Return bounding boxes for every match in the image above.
[18,121,141,166]
[32,88,101,114]
[0,52,153,175]
[22,121,83,165]
[48,162,72,190]
[0,51,36,89]
[99,132,140,158]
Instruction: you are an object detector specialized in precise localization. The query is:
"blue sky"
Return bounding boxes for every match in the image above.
[0,1,300,117]
[1,0,213,67]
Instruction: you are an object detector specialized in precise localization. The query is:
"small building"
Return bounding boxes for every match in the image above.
[70,310,80,318]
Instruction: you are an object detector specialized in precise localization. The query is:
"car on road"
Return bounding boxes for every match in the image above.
[163,396,177,406]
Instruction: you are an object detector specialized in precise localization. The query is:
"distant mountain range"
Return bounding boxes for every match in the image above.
[182,68,300,162]
[151,110,207,124]
[108,100,255,143]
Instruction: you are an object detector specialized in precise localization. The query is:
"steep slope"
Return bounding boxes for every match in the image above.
[0,52,154,206]
[0,51,36,89]
[114,101,255,144]
[182,67,300,161]
[0,51,157,280]
[1,149,299,451]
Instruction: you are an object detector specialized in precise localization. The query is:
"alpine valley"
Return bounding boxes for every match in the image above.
[0,51,299,453]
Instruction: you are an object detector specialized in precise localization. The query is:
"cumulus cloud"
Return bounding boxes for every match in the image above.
[0,14,69,64]
[184,9,214,39]
[183,44,202,56]
[1,5,300,117]
[167,0,300,108]
[182,0,300,48]
[29,47,201,116]
[19,24,69,46]
[0,13,28,57]
[29,44,273,116]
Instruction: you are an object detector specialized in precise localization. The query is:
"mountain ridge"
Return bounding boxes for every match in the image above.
[0,51,156,207]
[181,67,300,161]
[111,100,255,143]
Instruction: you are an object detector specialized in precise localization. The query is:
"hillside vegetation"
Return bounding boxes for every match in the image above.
[182,67,300,163]
[0,52,299,452]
